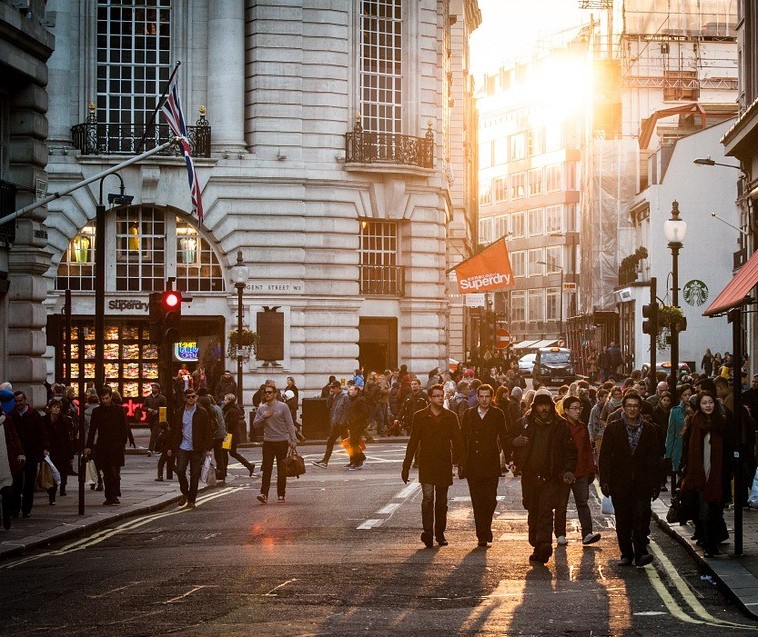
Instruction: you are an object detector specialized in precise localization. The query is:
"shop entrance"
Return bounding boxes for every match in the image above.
[358,317,397,373]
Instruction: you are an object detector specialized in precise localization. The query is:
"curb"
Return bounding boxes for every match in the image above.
[651,498,758,619]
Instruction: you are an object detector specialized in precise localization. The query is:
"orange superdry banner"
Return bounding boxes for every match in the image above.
[452,238,515,294]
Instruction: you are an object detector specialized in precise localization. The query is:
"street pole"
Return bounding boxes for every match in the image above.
[236,280,244,406]
[94,201,106,390]
[668,241,681,399]
[559,266,564,338]
[731,306,744,555]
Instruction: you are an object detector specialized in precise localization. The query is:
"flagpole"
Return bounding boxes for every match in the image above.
[135,60,182,154]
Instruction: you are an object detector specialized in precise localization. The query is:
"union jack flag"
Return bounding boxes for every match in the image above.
[161,75,204,225]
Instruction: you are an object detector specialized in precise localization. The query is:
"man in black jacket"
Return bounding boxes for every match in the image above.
[85,385,129,506]
[599,390,661,567]
[512,389,577,564]
[394,378,428,435]
[168,388,214,509]
[459,384,509,547]
[402,384,463,548]
[143,382,167,457]
[10,391,49,518]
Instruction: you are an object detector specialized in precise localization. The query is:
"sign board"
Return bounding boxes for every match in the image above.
[563,282,577,291]
[495,328,511,350]
[465,293,486,307]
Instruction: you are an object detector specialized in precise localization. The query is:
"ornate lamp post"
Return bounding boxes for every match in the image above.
[230,250,249,406]
[663,201,687,398]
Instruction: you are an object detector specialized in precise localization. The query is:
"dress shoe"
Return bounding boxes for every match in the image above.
[257,493,268,504]
[421,531,434,548]
[436,535,448,546]
[95,482,104,492]
[635,554,654,567]
[177,496,188,507]
[59,488,66,496]
[185,502,196,510]
[582,532,601,545]
[21,512,30,519]
[477,540,490,548]
[155,477,164,482]
[617,557,633,567]
[248,464,257,477]
[103,499,114,506]
[556,535,568,546]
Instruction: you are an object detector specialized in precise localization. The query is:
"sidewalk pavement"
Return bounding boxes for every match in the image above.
[0,429,409,561]
[652,492,758,619]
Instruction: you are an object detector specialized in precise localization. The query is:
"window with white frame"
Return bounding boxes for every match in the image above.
[360,0,402,135]
[511,290,525,323]
[57,207,224,293]
[545,163,562,192]
[493,176,508,202]
[528,289,544,323]
[478,217,492,244]
[509,132,526,161]
[528,248,544,276]
[546,287,560,321]
[566,203,577,232]
[528,168,543,196]
[566,162,577,189]
[545,245,562,272]
[511,211,525,238]
[96,0,172,144]
[511,172,526,199]
[360,219,402,294]
[545,204,562,233]
[528,127,543,157]
[510,251,525,277]
[479,181,492,206]
[528,208,544,237]
[494,214,508,238]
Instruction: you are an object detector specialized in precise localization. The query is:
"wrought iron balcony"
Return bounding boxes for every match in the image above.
[345,120,434,169]
[72,104,211,157]
[360,265,405,296]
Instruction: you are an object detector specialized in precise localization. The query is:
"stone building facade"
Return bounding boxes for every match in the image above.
[33,0,479,408]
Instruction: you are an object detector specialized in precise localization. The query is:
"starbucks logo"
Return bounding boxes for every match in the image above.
[683,280,708,306]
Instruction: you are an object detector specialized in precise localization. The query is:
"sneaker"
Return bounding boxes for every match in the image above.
[257,493,268,504]
[635,554,654,567]
[556,535,568,546]
[348,463,363,471]
[311,461,328,469]
[185,502,196,510]
[154,477,164,482]
[582,532,601,545]
[147,451,153,457]
[177,496,188,507]
[278,496,285,503]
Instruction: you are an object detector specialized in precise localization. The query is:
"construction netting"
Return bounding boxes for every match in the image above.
[623,0,737,37]
[579,138,638,312]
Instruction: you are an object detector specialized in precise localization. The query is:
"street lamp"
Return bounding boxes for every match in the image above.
[537,259,564,337]
[230,250,249,406]
[693,157,742,170]
[94,174,133,390]
[663,201,687,398]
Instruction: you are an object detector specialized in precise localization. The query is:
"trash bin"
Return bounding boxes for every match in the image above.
[301,397,330,440]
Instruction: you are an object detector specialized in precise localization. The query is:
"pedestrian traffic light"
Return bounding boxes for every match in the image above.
[148,292,163,345]
[162,290,182,343]
[641,302,658,335]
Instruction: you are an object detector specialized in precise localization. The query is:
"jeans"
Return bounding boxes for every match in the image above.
[148,421,160,452]
[12,460,38,516]
[213,439,228,479]
[320,422,347,464]
[375,403,389,435]
[421,483,449,539]
[261,440,289,498]
[527,479,562,559]
[157,451,175,479]
[613,491,652,560]
[554,475,593,538]
[175,449,205,503]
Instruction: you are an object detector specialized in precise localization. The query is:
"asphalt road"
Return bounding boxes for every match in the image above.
[1,443,756,636]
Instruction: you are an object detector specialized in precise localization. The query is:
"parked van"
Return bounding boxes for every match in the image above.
[533,347,576,386]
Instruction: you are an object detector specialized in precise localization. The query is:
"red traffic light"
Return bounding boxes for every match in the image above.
[163,291,181,308]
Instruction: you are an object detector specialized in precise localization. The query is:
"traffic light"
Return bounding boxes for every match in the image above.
[642,302,658,335]
[148,292,163,345]
[162,290,182,343]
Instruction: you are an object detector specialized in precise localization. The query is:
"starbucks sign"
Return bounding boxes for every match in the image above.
[683,280,708,306]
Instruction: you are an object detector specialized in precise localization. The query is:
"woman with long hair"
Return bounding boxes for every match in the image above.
[43,398,73,503]
[680,391,733,556]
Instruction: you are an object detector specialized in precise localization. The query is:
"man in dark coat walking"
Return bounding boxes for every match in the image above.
[599,390,661,567]
[459,383,509,547]
[512,389,577,564]
[9,391,48,519]
[402,383,463,548]
[85,385,129,506]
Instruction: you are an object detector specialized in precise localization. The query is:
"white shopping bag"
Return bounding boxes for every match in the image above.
[749,468,758,508]
[44,456,61,486]
[201,455,217,485]
[601,495,615,515]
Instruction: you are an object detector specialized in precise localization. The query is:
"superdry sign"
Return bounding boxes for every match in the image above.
[108,299,149,312]
[451,238,515,295]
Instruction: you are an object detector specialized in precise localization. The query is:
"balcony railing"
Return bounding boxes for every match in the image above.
[360,265,405,296]
[72,105,211,157]
[345,120,434,169]
[0,180,17,243]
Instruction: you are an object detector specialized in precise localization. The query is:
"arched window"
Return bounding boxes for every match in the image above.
[56,206,224,293]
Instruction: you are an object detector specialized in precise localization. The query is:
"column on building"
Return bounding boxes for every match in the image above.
[208,0,246,153]
[46,0,79,149]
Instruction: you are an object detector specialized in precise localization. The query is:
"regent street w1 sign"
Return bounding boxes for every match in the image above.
[451,237,515,294]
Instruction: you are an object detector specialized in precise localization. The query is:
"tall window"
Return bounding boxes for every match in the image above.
[510,172,526,199]
[360,220,402,295]
[511,291,526,323]
[546,287,560,321]
[528,168,543,196]
[96,0,172,136]
[360,0,402,134]
[478,218,492,244]
[528,289,544,323]
[56,208,223,293]
[528,248,544,276]
[511,211,525,238]
[545,164,562,192]
[528,208,544,237]
[493,177,508,202]
[545,245,562,272]
[545,205,562,233]
[494,214,508,238]
[510,251,525,278]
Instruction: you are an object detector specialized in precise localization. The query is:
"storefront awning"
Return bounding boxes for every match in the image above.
[512,339,540,349]
[703,250,758,317]
[529,339,560,349]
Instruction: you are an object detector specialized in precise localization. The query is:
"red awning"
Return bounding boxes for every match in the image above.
[703,250,758,316]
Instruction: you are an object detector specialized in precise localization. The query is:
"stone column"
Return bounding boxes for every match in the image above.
[208,0,246,153]
[46,0,80,148]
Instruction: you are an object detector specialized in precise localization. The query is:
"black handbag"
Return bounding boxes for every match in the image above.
[667,489,697,525]
[284,447,306,478]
